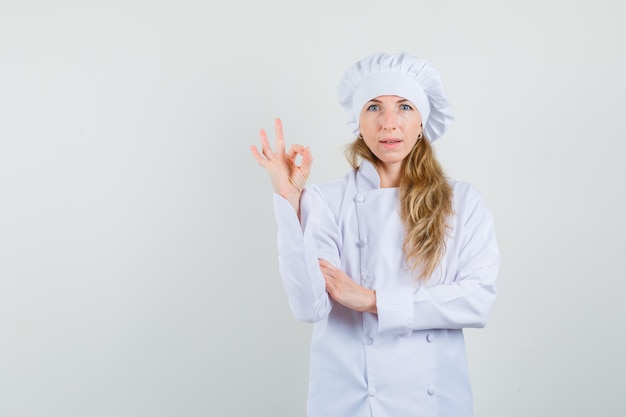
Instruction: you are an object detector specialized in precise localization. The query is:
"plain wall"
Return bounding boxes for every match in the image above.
[1,1,624,416]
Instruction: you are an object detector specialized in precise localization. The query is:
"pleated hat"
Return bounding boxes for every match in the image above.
[338,52,454,142]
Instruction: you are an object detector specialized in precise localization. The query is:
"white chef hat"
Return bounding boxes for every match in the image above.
[337,52,454,142]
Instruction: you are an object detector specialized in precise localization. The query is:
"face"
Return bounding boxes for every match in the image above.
[358,95,423,168]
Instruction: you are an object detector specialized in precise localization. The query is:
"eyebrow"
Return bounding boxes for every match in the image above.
[367,98,411,104]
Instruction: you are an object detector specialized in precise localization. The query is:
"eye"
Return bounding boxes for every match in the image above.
[366,104,380,111]
[399,103,413,111]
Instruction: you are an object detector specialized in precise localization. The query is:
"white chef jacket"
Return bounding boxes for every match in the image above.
[273,160,500,417]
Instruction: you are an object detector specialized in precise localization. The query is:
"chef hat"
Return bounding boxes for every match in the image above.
[337,52,454,142]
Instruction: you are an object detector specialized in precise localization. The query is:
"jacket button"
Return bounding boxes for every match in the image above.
[364,336,374,345]
[427,386,437,396]
[368,387,377,397]
[426,333,434,343]
[356,194,364,204]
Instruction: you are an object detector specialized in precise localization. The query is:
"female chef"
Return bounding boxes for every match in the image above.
[250,52,500,417]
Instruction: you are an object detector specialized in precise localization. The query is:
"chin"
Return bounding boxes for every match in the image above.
[375,152,410,164]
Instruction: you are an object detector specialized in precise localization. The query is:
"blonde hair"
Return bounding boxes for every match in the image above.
[346,136,453,281]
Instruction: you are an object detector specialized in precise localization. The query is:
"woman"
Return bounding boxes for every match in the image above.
[251,52,500,417]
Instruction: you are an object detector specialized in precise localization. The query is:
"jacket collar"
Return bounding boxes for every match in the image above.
[355,159,381,191]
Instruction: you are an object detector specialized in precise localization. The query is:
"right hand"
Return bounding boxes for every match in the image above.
[250,118,313,213]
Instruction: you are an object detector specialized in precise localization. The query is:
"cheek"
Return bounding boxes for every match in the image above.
[359,122,378,139]
[403,116,422,133]
[358,112,374,128]
[398,111,422,127]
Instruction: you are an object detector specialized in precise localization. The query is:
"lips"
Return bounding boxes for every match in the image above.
[380,139,402,149]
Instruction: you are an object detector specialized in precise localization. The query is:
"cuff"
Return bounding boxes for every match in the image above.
[273,192,302,229]
[376,287,414,335]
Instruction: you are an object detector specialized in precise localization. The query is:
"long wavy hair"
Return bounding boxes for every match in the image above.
[346,135,453,281]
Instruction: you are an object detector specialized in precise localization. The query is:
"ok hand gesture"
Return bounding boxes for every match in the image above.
[250,118,313,214]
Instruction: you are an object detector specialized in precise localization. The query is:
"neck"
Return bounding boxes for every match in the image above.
[375,161,402,188]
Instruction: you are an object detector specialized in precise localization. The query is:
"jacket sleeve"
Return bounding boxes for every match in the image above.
[273,185,341,323]
[376,187,500,333]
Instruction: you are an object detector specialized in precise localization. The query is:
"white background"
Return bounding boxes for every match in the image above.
[1,1,625,416]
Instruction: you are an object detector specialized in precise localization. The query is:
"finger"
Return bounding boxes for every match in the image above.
[318,259,330,271]
[259,128,274,160]
[320,269,337,283]
[250,145,267,165]
[319,264,333,279]
[319,266,330,278]
[287,143,301,156]
[301,147,314,169]
[318,259,335,270]
[324,277,337,294]
[286,145,313,174]
[275,118,286,154]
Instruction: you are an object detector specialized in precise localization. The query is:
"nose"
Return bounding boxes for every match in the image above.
[381,109,398,130]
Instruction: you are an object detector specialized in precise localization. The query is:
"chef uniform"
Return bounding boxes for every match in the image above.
[272,52,500,417]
